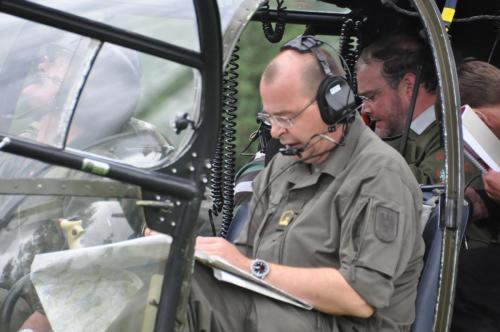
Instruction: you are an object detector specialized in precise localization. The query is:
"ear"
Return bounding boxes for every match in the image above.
[400,72,417,100]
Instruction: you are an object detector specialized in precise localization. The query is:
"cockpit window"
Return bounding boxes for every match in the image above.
[0,14,200,169]
[26,0,200,52]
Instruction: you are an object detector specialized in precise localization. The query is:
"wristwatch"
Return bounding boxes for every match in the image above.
[250,259,270,279]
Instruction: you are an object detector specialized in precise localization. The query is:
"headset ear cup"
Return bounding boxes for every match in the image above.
[316,76,356,126]
[316,77,337,125]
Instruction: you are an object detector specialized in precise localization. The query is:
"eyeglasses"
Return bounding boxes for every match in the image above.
[257,99,316,129]
[358,92,380,104]
[358,84,391,104]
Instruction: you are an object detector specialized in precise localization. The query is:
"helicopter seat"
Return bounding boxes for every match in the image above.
[225,187,470,332]
[411,189,469,332]
[226,201,251,243]
[225,154,265,242]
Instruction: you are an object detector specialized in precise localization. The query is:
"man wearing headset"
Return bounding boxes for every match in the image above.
[186,35,424,331]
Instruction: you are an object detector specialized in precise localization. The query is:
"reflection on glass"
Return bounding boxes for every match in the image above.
[0,152,147,331]
[66,44,200,168]
[0,13,201,169]
[27,0,200,51]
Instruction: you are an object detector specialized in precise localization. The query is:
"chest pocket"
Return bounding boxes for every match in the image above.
[254,188,311,262]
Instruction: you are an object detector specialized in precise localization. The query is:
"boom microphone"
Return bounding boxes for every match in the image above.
[279,131,344,157]
[279,146,304,156]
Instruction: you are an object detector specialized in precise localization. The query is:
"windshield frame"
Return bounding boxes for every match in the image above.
[0,1,223,331]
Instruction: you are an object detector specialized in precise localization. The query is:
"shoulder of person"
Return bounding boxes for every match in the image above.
[356,127,421,187]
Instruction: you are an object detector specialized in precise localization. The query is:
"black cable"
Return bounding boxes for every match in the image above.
[382,0,500,23]
[240,125,262,156]
[339,17,364,92]
[454,15,500,23]
[381,0,419,17]
[219,45,240,238]
[208,44,240,237]
[487,28,500,63]
[261,0,287,43]
[208,129,224,236]
[0,274,31,332]
[399,65,422,157]
[465,173,482,192]
[207,210,217,236]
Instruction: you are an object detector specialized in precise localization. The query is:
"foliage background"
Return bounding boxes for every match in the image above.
[233,22,306,169]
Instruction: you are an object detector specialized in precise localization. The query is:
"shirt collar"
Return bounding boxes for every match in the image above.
[288,114,365,186]
[410,105,435,135]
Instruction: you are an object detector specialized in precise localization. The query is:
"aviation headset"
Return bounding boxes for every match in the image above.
[281,35,357,127]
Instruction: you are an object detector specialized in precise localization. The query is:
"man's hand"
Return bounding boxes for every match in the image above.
[196,236,251,272]
[143,227,159,237]
[145,230,251,271]
[20,311,51,332]
[464,187,489,221]
[195,237,373,317]
[483,170,500,203]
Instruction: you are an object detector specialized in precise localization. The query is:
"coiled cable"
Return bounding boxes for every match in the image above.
[261,0,287,43]
[219,45,240,238]
[339,17,364,93]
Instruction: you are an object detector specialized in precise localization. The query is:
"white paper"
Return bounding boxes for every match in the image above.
[195,251,312,310]
[462,105,500,171]
[211,268,312,309]
[31,234,172,332]
[30,234,312,332]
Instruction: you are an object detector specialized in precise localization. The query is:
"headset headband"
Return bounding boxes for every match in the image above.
[281,35,333,77]
[281,35,357,127]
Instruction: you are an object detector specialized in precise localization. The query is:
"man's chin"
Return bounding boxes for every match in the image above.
[297,150,329,164]
[374,125,385,137]
[375,127,394,139]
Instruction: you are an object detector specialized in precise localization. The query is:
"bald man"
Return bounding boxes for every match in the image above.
[185,35,424,332]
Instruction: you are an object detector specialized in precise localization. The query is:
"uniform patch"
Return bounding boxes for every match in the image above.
[278,209,295,227]
[374,206,398,242]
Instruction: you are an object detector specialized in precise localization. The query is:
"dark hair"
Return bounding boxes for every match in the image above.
[357,34,437,93]
[458,60,500,108]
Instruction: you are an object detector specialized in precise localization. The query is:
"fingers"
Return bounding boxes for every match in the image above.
[195,237,251,270]
[483,170,500,203]
[143,228,160,237]
[464,187,489,221]
[195,236,228,251]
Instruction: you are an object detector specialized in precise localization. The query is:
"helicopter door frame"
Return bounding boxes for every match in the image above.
[0,1,223,331]
[409,1,464,330]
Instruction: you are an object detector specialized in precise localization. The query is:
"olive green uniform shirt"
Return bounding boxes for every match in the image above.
[234,115,424,331]
[381,107,498,246]
[383,106,444,185]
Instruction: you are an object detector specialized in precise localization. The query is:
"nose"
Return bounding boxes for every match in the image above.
[360,102,372,116]
[270,122,286,138]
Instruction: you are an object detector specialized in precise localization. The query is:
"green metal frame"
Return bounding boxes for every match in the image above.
[410,1,464,331]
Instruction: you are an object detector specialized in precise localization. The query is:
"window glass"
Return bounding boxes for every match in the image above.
[0,14,200,168]
[27,0,200,51]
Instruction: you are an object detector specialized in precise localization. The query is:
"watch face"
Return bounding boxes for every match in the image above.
[251,259,269,279]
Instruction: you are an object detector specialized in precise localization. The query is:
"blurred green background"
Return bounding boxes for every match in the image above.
[232,22,306,169]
